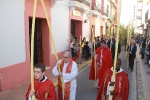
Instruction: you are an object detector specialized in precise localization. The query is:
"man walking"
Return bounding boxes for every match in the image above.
[52,51,78,100]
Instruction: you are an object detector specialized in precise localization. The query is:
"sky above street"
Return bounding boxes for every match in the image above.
[120,0,136,25]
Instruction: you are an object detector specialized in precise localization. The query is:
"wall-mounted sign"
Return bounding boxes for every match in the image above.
[72,10,81,16]
[144,24,147,29]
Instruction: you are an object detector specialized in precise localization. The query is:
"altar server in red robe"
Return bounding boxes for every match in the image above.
[96,58,129,100]
[26,63,56,100]
[89,40,112,87]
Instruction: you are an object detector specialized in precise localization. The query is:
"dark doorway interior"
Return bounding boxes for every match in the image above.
[29,18,43,65]
[71,20,76,38]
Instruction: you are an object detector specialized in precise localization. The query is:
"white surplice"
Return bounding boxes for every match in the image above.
[52,60,78,100]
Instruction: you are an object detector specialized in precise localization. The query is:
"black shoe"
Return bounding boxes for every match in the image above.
[131,69,133,71]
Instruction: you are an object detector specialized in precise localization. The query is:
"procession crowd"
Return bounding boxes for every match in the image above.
[25,34,139,100]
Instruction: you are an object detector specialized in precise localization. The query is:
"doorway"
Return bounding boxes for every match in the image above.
[29,18,43,65]
[71,20,75,38]
[70,19,82,40]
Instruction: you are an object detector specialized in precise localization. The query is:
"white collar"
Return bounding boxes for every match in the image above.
[111,67,123,73]
[64,62,68,64]
[38,75,47,82]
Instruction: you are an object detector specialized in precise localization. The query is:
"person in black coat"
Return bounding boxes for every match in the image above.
[96,36,100,49]
[84,41,90,60]
[71,43,76,57]
[106,36,111,48]
[141,40,146,59]
[81,37,86,57]
[147,39,150,68]
[128,40,137,71]
[111,38,121,61]
[124,38,127,50]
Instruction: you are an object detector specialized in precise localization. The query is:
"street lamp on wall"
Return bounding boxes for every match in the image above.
[84,19,88,23]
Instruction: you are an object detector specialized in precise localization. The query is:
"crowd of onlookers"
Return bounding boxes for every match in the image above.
[70,34,150,69]
[135,34,150,68]
[70,34,121,63]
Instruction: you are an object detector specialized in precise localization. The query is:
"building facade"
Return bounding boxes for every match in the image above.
[135,0,150,36]
[0,0,120,91]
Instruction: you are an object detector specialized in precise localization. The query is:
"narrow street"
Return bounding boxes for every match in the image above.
[0,0,150,100]
[75,47,137,100]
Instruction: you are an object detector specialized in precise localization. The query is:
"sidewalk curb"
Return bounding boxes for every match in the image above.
[136,58,145,100]
[53,60,91,87]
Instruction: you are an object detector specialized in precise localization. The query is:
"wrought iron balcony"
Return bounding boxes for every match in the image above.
[75,0,91,7]
[110,0,117,8]
[69,0,91,12]
[102,7,108,16]
[145,10,149,20]
[94,1,101,13]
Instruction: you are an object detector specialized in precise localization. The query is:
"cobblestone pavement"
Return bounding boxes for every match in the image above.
[136,60,145,100]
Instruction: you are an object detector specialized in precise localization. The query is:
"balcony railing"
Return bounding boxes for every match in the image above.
[94,1,101,13]
[102,7,108,16]
[110,0,117,8]
[111,0,116,4]
[145,10,149,20]
[76,0,91,7]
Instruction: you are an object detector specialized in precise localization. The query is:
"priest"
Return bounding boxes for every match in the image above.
[96,58,129,100]
[89,40,112,87]
[52,51,78,100]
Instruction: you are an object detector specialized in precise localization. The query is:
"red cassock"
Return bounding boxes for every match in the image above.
[89,56,97,80]
[96,69,129,100]
[26,78,56,100]
[89,47,112,86]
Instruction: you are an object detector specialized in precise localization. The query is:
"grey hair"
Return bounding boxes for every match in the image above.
[64,51,72,57]
[132,39,135,43]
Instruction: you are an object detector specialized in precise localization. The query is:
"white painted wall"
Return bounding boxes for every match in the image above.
[103,21,106,35]
[0,0,26,68]
[104,0,108,8]
[51,2,69,54]
[82,13,90,41]
[95,17,100,36]
[148,3,150,19]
